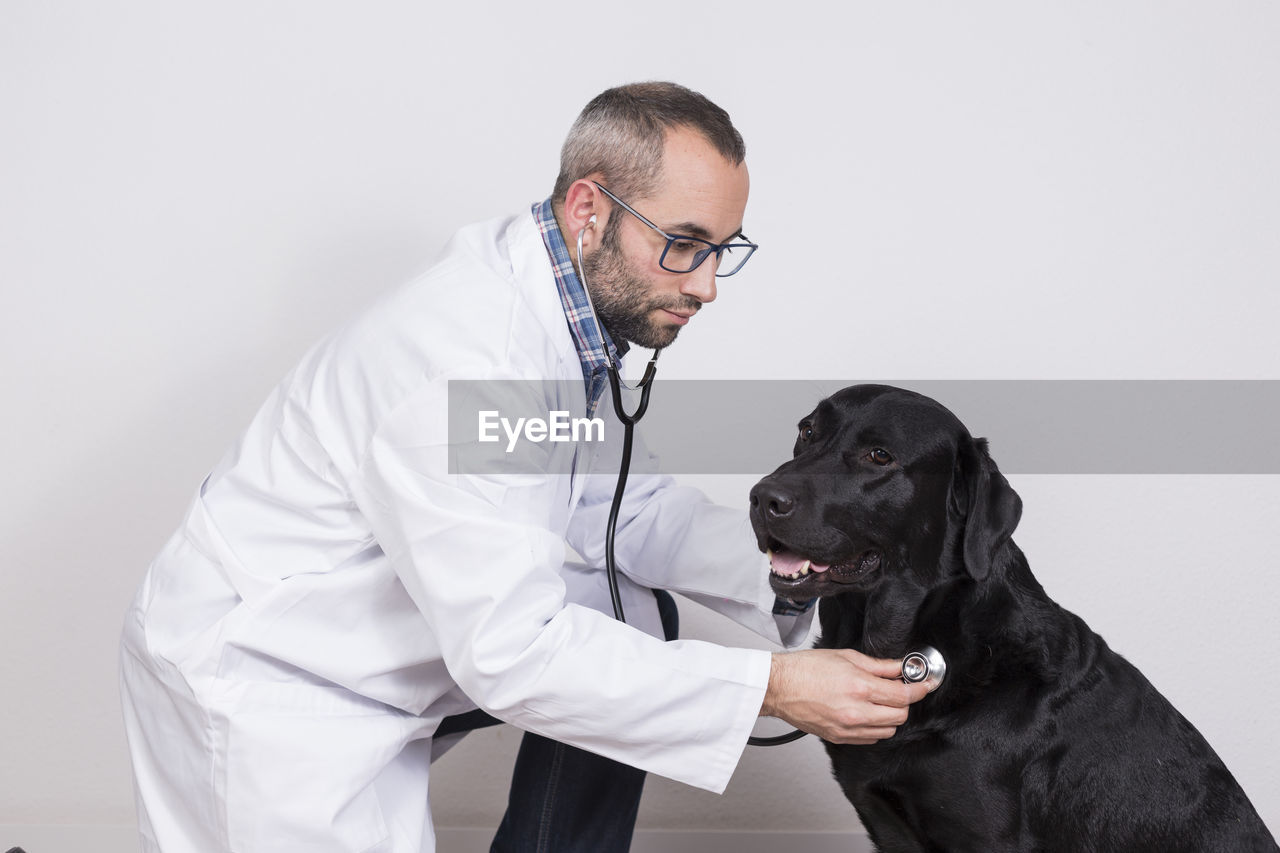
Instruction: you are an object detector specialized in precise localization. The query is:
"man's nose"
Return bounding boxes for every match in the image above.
[680,259,718,304]
[750,481,796,519]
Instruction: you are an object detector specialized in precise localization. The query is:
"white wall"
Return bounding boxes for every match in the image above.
[2,0,1277,844]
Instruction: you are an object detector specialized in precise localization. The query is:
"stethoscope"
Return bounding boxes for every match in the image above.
[575,217,946,746]
[576,215,661,625]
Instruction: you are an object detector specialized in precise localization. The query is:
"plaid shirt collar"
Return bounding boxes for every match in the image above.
[532,197,628,417]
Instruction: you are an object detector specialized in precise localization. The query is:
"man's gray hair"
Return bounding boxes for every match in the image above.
[552,82,746,205]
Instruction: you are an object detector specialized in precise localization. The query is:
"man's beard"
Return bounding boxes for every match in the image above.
[581,220,700,350]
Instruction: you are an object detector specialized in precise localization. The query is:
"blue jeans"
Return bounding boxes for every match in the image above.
[436,590,680,853]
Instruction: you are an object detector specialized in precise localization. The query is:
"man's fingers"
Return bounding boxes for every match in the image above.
[851,652,941,706]
[905,680,932,703]
[827,726,899,745]
[850,699,910,729]
[867,676,932,708]
[847,651,908,680]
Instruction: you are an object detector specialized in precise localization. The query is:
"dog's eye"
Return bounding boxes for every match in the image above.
[798,422,814,442]
[868,448,893,465]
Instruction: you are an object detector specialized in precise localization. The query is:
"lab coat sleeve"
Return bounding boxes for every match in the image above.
[351,374,771,794]
[565,425,814,650]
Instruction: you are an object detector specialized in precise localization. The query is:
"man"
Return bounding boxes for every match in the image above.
[120,82,927,852]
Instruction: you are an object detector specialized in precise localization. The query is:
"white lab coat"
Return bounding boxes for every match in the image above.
[119,209,811,852]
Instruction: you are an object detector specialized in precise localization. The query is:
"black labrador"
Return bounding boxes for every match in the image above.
[749,384,1277,853]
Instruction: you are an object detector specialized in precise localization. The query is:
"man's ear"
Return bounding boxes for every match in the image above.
[953,436,1022,581]
[562,178,604,250]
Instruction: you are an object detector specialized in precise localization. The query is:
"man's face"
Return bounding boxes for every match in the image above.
[583,127,750,350]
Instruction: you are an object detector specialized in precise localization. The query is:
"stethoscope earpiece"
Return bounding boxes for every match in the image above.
[902,646,947,693]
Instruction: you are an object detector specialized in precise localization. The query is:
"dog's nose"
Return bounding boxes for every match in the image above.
[750,482,796,519]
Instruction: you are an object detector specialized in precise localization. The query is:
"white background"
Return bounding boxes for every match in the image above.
[2,0,1278,844]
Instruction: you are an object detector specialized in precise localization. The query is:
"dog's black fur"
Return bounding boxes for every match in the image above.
[749,384,1277,853]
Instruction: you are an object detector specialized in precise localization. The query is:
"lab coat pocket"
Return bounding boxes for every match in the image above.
[218,679,401,852]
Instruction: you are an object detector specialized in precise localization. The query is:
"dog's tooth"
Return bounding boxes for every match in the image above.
[800,560,811,575]
[767,548,774,567]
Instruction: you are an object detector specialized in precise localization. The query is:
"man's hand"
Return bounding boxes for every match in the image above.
[759,649,931,744]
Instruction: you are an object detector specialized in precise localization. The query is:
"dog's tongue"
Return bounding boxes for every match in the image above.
[770,550,830,575]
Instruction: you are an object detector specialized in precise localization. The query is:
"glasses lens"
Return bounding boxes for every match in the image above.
[661,239,713,273]
[715,243,755,277]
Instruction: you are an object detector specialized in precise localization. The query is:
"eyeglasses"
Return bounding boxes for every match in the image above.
[592,182,758,277]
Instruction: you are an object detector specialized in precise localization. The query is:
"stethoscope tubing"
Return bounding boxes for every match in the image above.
[602,359,656,624]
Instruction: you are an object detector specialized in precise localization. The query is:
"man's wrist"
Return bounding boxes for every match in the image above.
[760,652,789,718]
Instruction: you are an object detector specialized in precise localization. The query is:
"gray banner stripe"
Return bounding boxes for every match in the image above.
[448,380,1280,475]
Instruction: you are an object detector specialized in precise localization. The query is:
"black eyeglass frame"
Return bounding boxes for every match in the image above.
[591,181,758,277]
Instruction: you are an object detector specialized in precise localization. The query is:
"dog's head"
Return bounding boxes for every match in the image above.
[749,384,1022,604]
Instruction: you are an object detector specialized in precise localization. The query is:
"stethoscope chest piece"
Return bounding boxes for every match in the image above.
[902,646,947,693]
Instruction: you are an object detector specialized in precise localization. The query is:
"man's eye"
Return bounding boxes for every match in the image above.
[669,240,700,254]
[868,448,893,465]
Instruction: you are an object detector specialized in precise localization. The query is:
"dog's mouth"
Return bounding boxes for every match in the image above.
[766,539,881,599]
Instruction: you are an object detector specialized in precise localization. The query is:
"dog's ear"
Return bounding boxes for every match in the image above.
[953,436,1022,581]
